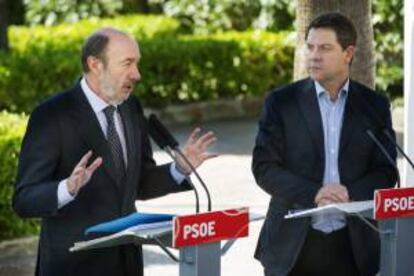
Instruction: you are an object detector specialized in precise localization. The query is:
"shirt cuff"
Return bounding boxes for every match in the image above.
[170,162,187,184]
[57,179,75,209]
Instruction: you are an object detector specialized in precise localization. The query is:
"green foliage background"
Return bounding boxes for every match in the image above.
[372,0,403,97]
[0,112,39,240]
[0,15,294,113]
[155,0,403,98]
[21,0,402,98]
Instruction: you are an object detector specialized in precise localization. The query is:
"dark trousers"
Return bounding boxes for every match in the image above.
[287,227,359,276]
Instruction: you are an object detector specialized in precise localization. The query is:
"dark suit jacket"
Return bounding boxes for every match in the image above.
[13,83,191,276]
[252,78,397,276]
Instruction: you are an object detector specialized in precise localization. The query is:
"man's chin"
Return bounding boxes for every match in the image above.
[109,94,130,106]
[310,74,324,82]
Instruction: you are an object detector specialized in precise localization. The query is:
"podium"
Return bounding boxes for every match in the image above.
[70,207,264,276]
[285,187,414,276]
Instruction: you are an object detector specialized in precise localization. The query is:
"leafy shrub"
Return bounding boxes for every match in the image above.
[155,0,294,34]
[372,0,403,98]
[0,111,39,241]
[138,31,294,107]
[155,0,402,98]
[0,15,180,112]
[24,0,122,26]
[0,15,294,112]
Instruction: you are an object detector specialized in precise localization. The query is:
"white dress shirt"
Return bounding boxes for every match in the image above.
[311,79,349,233]
[57,78,186,209]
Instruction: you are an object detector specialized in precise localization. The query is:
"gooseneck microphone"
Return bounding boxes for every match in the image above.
[349,99,400,187]
[147,114,212,212]
[357,96,414,171]
[148,114,179,149]
[147,114,200,213]
[366,129,401,188]
[381,129,414,170]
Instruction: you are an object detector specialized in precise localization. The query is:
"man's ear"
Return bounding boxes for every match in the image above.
[86,56,103,75]
[344,45,355,64]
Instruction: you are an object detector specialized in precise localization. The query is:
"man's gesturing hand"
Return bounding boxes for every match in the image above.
[67,151,103,196]
[176,128,218,175]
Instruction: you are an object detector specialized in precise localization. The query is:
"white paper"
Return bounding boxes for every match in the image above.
[284,200,373,219]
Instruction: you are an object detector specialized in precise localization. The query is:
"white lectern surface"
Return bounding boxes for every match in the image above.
[284,200,373,219]
[70,221,172,252]
[70,212,266,253]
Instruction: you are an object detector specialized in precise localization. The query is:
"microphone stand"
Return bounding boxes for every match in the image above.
[366,129,401,188]
[163,145,200,214]
[147,113,212,212]
[356,97,414,176]
[172,148,212,212]
[351,102,402,188]
[382,129,414,170]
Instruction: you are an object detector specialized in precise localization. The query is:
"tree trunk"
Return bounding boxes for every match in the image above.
[122,0,150,14]
[294,0,374,89]
[9,0,25,25]
[0,0,9,51]
[137,0,150,13]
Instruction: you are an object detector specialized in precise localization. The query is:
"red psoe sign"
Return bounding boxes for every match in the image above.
[173,207,249,248]
[374,187,414,220]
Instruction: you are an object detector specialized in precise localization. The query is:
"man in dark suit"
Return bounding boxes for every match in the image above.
[252,12,397,276]
[13,28,217,276]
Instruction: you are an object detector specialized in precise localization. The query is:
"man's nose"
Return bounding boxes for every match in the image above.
[130,66,141,82]
[308,48,321,60]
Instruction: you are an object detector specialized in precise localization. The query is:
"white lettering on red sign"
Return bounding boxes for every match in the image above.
[183,221,216,240]
[383,196,414,212]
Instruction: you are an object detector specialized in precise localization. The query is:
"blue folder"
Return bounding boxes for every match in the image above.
[85,212,175,234]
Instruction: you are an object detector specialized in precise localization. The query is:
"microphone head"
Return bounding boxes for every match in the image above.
[147,114,179,149]
[147,116,168,149]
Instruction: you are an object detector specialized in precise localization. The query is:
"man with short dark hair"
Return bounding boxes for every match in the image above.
[13,28,217,276]
[252,12,397,276]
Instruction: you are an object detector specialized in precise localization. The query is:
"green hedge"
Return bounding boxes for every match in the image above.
[0,15,181,112]
[0,112,39,240]
[0,15,293,112]
[139,31,294,107]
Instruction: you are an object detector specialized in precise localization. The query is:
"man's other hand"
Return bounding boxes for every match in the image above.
[67,150,102,196]
[315,184,349,207]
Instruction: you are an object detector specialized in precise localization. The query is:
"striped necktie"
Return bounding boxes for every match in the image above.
[103,105,126,179]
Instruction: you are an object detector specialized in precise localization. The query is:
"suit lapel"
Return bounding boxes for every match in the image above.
[68,85,119,185]
[296,79,325,161]
[118,99,141,210]
[118,101,139,181]
[339,81,358,155]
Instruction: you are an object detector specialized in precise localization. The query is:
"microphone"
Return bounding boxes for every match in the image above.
[147,114,213,212]
[147,114,200,213]
[349,100,400,187]
[148,114,179,149]
[366,129,401,188]
[382,129,414,170]
[356,97,414,171]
